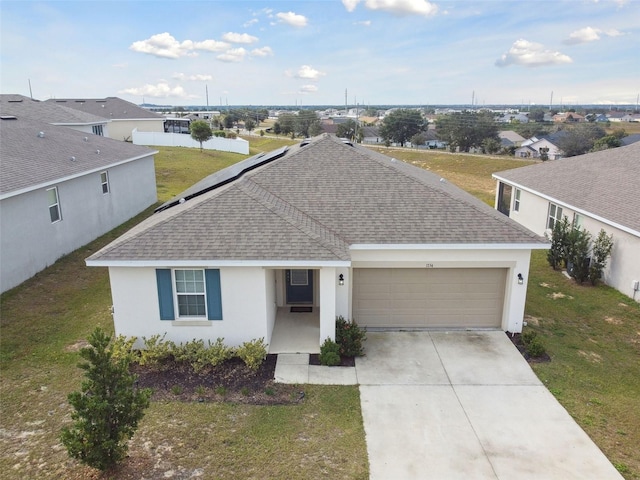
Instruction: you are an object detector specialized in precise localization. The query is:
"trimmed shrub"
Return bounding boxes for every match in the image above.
[319,338,341,366]
[521,329,546,358]
[335,316,366,357]
[110,335,137,364]
[205,338,235,367]
[172,339,209,372]
[138,334,172,368]
[236,338,267,371]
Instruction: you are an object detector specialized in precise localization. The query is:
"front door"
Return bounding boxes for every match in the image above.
[286,269,313,304]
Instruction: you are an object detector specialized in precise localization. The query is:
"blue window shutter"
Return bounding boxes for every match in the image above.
[205,269,223,320]
[156,269,175,320]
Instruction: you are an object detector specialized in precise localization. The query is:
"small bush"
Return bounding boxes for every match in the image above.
[206,338,235,367]
[213,130,226,137]
[264,387,275,396]
[240,387,250,396]
[170,385,183,395]
[214,386,227,396]
[319,338,341,366]
[138,334,172,368]
[521,330,546,358]
[172,339,209,372]
[195,385,206,396]
[335,316,366,357]
[236,338,267,371]
[110,335,137,364]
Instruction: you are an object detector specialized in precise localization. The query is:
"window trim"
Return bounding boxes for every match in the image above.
[100,171,110,194]
[513,188,521,212]
[47,186,62,223]
[92,124,104,136]
[173,269,207,319]
[547,203,563,230]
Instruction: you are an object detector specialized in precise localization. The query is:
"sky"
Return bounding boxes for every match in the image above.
[1,0,639,107]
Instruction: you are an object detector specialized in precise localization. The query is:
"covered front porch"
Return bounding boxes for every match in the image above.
[269,306,321,354]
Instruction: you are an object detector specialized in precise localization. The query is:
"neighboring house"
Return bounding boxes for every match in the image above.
[87,134,547,352]
[0,104,158,293]
[493,142,640,301]
[515,131,566,159]
[606,112,626,122]
[1,94,109,136]
[499,130,526,148]
[497,113,529,124]
[620,113,640,122]
[553,112,584,123]
[45,97,164,141]
[620,133,640,146]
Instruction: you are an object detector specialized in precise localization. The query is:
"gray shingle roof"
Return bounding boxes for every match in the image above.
[89,135,546,263]
[44,97,163,120]
[494,142,640,233]
[0,115,156,196]
[1,94,107,125]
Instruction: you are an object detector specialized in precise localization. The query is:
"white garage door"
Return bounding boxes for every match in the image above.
[353,268,506,328]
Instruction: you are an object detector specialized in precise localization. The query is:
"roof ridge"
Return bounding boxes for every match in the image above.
[236,177,351,259]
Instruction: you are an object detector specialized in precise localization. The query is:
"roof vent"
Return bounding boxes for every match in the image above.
[38,131,45,138]
[391,158,396,162]
[96,149,100,154]
[341,139,353,147]
[179,198,186,204]
[0,115,17,120]
[300,138,311,147]
[70,156,76,161]
[83,136,88,142]
[439,178,446,183]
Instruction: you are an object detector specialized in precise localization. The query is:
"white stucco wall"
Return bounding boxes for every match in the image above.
[501,184,640,301]
[0,156,157,293]
[108,266,271,347]
[349,247,537,333]
[319,267,337,341]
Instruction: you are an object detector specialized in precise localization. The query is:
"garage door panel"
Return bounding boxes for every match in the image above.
[354,268,506,329]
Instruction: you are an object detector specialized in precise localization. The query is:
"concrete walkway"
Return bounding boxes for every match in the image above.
[274,331,623,480]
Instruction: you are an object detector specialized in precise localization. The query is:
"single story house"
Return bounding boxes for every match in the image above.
[515,131,567,159]
[493,142,640,301]
[87,135,548,352]
[45,97,165,142]
[0,100,158,293]
[499,130,526,148]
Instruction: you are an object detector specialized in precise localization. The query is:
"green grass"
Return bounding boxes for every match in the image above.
[524,250,640,479]
[2,139,638,479]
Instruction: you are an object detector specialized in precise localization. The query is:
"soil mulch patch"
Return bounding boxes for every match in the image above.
[131,354,301,405]
[506,332,551,363]
[308,354,356,367]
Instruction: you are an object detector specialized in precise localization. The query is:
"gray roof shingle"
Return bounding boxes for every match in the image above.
[44,97,163,120]
[0,115,156,196]
[1,94,107,125]
[494,142,640,233]
[89,135,546,263]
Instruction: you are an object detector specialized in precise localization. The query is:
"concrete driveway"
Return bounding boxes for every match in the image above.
[357,331,623,480]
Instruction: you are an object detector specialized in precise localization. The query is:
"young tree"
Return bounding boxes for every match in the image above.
[244,118,256,132]
[189,120,213,151]
[379,109,426,147]
[277,113,296,136]
[546,216,571,270]
[589,229,614,285]
[336,119,357,140]
[566,227,592,284]
[555,123,606,157]
[436,111,498,152]
[295,110,321,137]
[61,328,151,471]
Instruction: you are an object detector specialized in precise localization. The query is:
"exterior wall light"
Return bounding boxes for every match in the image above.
[338,274,344,286]
[517,273,524,285]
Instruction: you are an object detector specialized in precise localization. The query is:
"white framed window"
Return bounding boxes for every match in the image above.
[547,203,563,230]
[513,188,521,212]
[290,269,309,286]
[47,187,61,223]
[174,269,206,317]
[573,213,583,230]
[100,171,109,194]
[92,125,104,136]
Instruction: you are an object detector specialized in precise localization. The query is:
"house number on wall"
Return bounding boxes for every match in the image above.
[425,263,434,268]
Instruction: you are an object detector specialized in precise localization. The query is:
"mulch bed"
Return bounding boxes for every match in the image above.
[506,332,552,363]
[308,354,356,367]
[131,354,301,405]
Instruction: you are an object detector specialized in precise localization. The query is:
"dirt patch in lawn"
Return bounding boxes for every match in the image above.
[132,355,301,405]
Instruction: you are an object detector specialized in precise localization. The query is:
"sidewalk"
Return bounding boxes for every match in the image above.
[274,353,357,385]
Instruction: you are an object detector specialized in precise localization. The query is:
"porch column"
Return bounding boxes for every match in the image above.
[319,267,337,343]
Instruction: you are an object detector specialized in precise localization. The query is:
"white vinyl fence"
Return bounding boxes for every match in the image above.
[132,129,249,154]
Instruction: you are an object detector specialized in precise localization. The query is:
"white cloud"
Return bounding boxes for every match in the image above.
[295,65,326,81]
[276,11,308,27]
[564,26,625,44]
[129,32,229,58]
[251,46,274,57]
[299,85,318,94]
[343,0,438,17]
[119,82,195,99]
[495,39,572,68]
[222,32,259,44]
[173,73,213,81]
[355,20,372,26]
[243,18,259,27]
[217,48,247,63]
